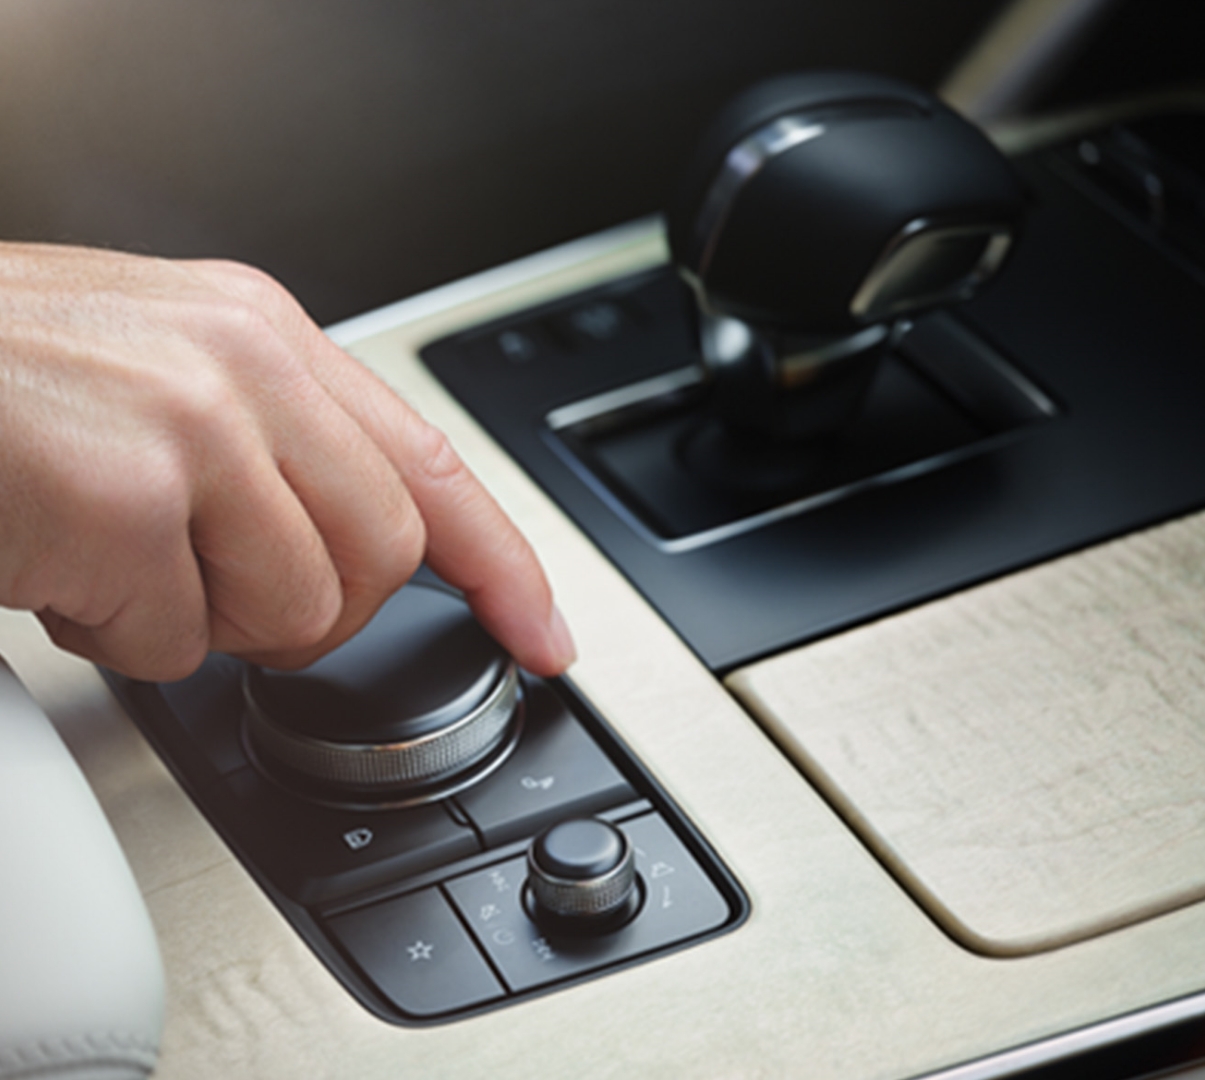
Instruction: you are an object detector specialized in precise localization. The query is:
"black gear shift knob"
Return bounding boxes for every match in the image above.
[668,71,1025,441]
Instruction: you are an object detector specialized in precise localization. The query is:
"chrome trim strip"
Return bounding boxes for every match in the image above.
[545,367,704,431]
[909,312,1060,420]
[691,116,827,275]
[543,339,1054,555]
[910,990,1205,1080]
[777,324,890,385]
[850,219,1015,320]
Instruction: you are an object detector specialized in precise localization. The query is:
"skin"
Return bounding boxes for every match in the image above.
[0,242,576,682]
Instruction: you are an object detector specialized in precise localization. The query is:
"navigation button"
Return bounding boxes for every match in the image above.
[327,888,504,1018]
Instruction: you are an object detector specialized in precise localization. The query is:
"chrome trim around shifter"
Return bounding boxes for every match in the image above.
[690,115,827,275]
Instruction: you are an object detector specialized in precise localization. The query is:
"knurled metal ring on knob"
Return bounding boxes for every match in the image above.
[244,661,519,805]
[242,582,523,809]
[525,818,641,932]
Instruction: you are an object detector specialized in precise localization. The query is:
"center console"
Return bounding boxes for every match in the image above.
[99,79,1205,1077]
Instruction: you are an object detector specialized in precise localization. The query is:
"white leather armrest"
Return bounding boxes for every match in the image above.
[0,658,163,1079]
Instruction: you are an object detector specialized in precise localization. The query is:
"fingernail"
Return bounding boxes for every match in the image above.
[549,605,577,669]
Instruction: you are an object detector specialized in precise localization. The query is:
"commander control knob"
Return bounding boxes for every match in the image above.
[243,581,521,809]
[526,818,640,933]
[668,71,1025,442]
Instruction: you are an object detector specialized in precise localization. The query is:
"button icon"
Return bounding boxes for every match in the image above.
[406,940,435,962]
[650,861,675,879]
[488,869,510,894]
[570,303,623,341]
[342,827,374,851]
[520,775,555,791]
[497,330,537,363]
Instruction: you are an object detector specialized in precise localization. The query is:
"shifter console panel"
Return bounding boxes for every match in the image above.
[104,578,747,1025]
[422,134,1205,671]
[545,309,1057,547]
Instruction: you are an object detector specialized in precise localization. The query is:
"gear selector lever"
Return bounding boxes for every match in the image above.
[668,71,1025,442]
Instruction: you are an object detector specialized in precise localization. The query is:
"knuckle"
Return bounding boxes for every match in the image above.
[200,259,287,304]
[155,361,243,442]
[340,507,427,603]
[170,271,287,364]
[208,263,301,336]
[190,288,313,397]
[269,574,343,652]
[412,422,469,487]
[211,292,283,355]
[391,508,428,581]
[485,522,533,570]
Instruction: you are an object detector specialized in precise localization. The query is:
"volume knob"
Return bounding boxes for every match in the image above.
[526,818,639,931]
[243,582,520,808]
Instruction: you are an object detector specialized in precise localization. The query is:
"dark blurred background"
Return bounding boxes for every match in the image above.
[0,0,1010,324]
[0,0,1198,326]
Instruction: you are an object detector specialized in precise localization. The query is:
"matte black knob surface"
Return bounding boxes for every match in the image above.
[244,581,520,806]
[527,818,639,929]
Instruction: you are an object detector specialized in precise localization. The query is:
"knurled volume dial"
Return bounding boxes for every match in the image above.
[526,818,640,931]
[243,582,521,808]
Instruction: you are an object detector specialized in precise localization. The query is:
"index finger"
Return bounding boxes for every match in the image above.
[309,332,575,676]
[390,408,576,678]
[189,261,576,676]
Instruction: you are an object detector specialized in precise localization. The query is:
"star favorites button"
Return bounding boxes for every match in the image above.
[327,887,504,1018]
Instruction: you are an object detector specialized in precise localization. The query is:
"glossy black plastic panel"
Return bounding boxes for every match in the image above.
[545,310,1055,544]
[422,144,1205,672]
[103,578,748,1025]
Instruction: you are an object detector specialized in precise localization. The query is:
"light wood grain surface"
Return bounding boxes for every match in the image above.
[729,512,1205,956]
[5,222,1205,1080]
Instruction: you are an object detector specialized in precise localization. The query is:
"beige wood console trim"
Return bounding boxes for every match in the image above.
[4,220,1205,1080]
[728,510,1205,957]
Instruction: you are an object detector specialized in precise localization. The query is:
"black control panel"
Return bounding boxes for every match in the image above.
[421,121,1205,672]
[104,578,747,1024]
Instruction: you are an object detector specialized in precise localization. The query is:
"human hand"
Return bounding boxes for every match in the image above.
[0,242,575,681]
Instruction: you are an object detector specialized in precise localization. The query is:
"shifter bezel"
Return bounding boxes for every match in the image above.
[543,309,1057,551]
[422,142,1205,672]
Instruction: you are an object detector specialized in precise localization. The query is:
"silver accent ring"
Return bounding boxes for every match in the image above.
[528,831,637,919]
[245,661,519,791]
